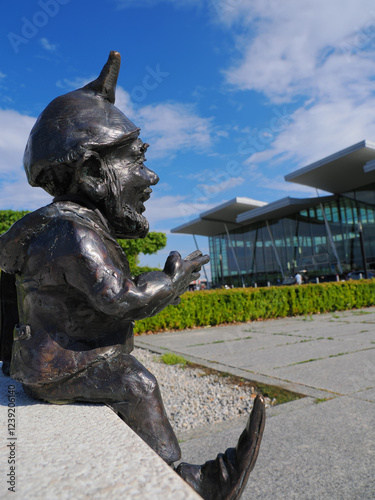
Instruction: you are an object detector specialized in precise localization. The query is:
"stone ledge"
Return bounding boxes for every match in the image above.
[0,371,200,499]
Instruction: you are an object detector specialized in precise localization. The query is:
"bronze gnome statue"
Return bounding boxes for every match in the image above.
[0,52,265,499]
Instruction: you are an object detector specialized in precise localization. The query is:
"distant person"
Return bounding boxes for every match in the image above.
[295,272,303,285]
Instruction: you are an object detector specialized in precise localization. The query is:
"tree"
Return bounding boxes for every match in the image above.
[118,232,167,275]
[0,210,167,276]
[0,210,30,235]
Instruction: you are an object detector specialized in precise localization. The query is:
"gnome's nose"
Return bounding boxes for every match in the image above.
[146,167,159,186]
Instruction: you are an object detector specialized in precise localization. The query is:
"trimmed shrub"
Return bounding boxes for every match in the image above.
[134,280,375,334]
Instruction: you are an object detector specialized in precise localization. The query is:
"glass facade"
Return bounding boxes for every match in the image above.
[209,187,375,287]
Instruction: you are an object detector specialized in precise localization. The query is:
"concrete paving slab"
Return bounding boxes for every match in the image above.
[259,309,375,331]
[304,321,375,340]
[140,324,253,347]
[176,397,316,445]
[137,325,375,362]
[250,395,375,500]
[262,318,371,340]
[354,387,375,403]
[179,396,375,500]
[138,332,374,388]
[272,348,375,394]
[138,330,315,353]
[190,339,372,372]
[330,330,375,346]
[184,331,306,350]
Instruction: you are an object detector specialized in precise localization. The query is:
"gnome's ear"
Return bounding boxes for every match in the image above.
[76,153,108,201]
[82,51,121,104]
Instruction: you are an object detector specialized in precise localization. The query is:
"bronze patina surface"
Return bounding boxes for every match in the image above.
[0,52,265,499]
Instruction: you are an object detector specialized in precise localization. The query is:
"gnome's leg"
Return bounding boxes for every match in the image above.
[110,376,181,465]
[23,353,181,465]
[176,395,266,500]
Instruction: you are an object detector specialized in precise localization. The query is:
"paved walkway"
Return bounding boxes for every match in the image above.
[135,307,375,499]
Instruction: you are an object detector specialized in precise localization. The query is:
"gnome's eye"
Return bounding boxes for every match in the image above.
[141,143,148,151]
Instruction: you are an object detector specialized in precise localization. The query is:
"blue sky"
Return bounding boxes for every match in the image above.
[2,1,375,273]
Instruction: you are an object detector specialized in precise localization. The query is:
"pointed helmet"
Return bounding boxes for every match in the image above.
[23,51,140,196]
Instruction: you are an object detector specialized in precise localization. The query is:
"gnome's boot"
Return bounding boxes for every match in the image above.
[176,394,265,500]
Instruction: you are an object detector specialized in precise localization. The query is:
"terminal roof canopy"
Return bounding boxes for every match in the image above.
[237,195,336,224]
[171,197,267,236]
[171,140,375,237]
[285,140,375,193]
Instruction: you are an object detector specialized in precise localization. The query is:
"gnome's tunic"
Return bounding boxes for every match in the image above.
[0,200,137,387]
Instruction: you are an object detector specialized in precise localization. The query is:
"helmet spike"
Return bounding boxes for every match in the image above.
[83,51,121,104]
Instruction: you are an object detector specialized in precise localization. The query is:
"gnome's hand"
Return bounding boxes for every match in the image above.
[164,250,210,301]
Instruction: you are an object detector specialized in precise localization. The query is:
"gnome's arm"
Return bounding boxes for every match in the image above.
[64,226,209,321]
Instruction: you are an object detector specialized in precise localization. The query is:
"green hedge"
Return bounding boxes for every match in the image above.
[134,280,375,334]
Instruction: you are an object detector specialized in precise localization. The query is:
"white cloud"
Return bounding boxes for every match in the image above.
[244,164,317,197]
[144,194,217,227]
[0,176,52,211]
[55,76,91,90]
[39,38,57,53]
[137,102,213,158]
[153,181,172,192]
[115,86,135,116]
[0,109,51,210]
[222,1,375,101]
[208,1,375,181]
[112,0,375,179]
[246,96,375,173]
[197,175,245,198]
[115,89,214,159]
[0,110,35,176]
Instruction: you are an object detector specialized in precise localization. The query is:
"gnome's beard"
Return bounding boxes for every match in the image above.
[109,203,149,239]
[97,164,151,239]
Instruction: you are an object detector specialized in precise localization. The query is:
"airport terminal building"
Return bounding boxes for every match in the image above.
[172,141,375,287]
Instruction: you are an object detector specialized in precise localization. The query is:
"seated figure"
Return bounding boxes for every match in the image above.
[0,52,265,500]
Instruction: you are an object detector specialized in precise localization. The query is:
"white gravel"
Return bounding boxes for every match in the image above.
[133,347,272,432]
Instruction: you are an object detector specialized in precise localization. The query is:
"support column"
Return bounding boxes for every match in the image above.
[224,223,245,287]
[357,222,369,278]
[192,234,209,283]
[265,221,285,279]
[319,202,343,274]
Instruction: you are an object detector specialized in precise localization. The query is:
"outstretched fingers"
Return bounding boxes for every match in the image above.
[184,250,203,261]
[184,250,210,267]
